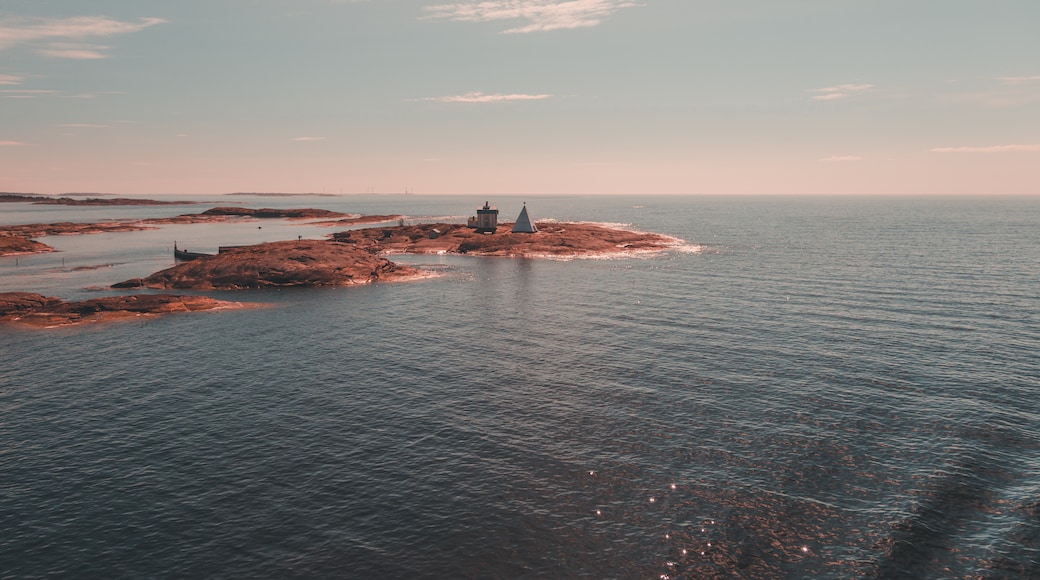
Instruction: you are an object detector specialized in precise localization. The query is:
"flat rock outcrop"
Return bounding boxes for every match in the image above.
[336,222,679,258]
[114,239,422,290]
[0,236,53,256]
[1,221,155,239]
[0,292,246,327]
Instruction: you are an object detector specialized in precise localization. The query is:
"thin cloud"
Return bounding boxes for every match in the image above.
[930,144,1040,153]
[0,73,24,85]
[995,76,1040,85]
[0,15,167,58]
[820,155,863,162]
[414,91,552,103]
[36,43,111,60]
[58,123,109,128]
[423,0,639,34]
[812,93,848,101]
[292,136,327,141]
[943,76,1040,108]
[810,83,873,101]
[1,89,60,98]
[0,140,27,146]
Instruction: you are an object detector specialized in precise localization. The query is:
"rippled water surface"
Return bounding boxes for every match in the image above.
[2,195,1039,578]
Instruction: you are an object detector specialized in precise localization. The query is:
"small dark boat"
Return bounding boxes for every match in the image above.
[173,242,213,261]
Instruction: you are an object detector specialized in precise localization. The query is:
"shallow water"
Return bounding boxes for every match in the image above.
[2,195,1038,578]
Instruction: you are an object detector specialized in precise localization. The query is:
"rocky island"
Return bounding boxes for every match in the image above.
[4,202,684,326]
[339,221,678,258]
[113,239,424,290]
[0,207,402,256]
[0,292,251,328]
[0,236,53,256]
[110,220,677,290]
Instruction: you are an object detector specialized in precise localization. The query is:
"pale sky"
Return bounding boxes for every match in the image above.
[1,0,1038,195]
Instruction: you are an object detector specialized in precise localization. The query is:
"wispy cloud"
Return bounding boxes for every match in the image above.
[930,144,1040,153]
[0,140,27,146]
[0,15,167,58]
[414,91,552,103]
[943,76,1040,108]
[423,0,639,34]
[810,83,873,101]
[1,89,60,98]
[1,89,117,99]
[292,136,326,141]
[820,155,863,162]
[58,123,109,128]
[995,75,1040,85]
[36,43,111,60]
[0,73,24,85]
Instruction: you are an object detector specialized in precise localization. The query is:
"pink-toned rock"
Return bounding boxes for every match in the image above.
[114,239,421,290]
[0,292,247,327]
[337,222,678,257]
[0,236,54,256]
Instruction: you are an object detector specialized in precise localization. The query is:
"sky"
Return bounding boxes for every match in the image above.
[1,0,1039,196]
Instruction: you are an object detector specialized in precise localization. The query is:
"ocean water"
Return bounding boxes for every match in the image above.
[1,195,1038,578]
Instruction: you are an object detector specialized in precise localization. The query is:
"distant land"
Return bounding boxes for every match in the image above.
[1,193,198,206]
[227,192,342,197]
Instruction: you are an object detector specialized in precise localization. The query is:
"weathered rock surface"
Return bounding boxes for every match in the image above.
[0,292,246,327]
[114,239,422,290]
[337,222,679,257]
[0,236,53,256]
[1,221,155,239]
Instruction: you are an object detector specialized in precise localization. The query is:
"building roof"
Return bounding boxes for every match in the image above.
[511,204,537,233]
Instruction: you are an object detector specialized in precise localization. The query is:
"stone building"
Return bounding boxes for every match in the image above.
[469,201,499,234]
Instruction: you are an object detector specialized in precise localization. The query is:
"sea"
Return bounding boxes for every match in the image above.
[1,194,1038,579]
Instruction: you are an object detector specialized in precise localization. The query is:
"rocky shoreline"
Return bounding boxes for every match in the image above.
[0,207,402,256]
[114,239,424,290]
[338,221,678,258]
[0,292,252,328]
[106,220,676,291]
[3,206,682,326]
[0,236,53,256]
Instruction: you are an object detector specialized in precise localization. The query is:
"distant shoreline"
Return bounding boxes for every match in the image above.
[0,194,198,206]
[226,192,342,197]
